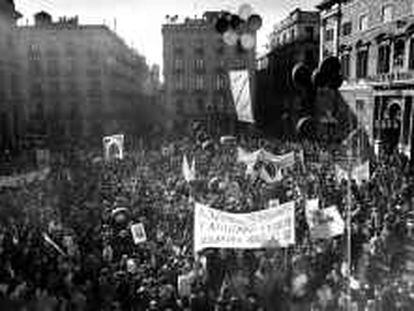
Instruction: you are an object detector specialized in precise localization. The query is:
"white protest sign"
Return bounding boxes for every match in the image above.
[130,223,147,244]
[194,201,295,252]
[103,134,124,161]
[306,200,345,240]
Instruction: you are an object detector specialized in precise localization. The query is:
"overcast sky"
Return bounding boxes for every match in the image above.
[15,0,322,68]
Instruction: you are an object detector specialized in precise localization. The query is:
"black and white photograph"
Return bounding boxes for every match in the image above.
[1,0,414,310]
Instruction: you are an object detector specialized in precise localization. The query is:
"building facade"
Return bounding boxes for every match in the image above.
[255,9,320,136]
[0,0,22,153]
[318,0,414,159]
[162,11,256,131]
[16,12,151,149]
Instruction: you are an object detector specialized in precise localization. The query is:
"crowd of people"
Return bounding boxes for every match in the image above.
[0,126,414,310]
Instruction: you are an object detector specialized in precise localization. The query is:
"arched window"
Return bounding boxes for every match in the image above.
[377,42,391,74]
[394,39,405,68]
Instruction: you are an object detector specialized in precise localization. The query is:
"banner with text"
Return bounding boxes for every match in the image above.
[194,202,295,252]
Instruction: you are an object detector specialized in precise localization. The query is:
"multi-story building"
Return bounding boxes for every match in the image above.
[0,0,22,153]
[318,0,414,159]
[255,9,320,136]
[162,11,256,131]
[16,11,151,148]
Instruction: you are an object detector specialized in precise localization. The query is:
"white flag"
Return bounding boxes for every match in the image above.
[229,70,254,123]
[182,155,195,182]
[43,232,66,256]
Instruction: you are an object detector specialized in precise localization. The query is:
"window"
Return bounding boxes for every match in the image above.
[382,5,393,23]
[196,98,204,113]
[47,59,59,76]
[325,28,334,42]
[409,38,414,70]
[283,33,287,43]
[356,48,369,78]
[173,59,184,72]
[216,75,226,90]
[29,59,42,75]
[377,44,391,74]
[176,100,184,114]
[10,74,19,96]
[359,15,368,31]
[342,22,352,36]
[394,39,405,68]
[174,46,184,55]
[49,81,60,94]
[305,27,314,40]
[356,100,365,124]
[341,53,351,78]
[175,75,184,91]
[290,29,295,41]
[194,59,205,71]
[195,75,204,90]
[28,44,41,60]
[305,50,314,66]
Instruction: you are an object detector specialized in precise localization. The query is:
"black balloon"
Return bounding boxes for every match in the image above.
[292,63,311,90]
[247,14,262,31]
[230,14,243,30]
[215,17,229,34]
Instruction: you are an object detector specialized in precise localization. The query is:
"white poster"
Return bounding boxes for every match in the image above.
[229,70,254,123]
[131,223,147,244]
[306,200,345,240]
[103,134,124,161]
[194,202,295,252]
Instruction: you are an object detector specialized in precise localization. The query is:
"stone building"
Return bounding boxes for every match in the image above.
[0,0,22,153]
[318,0,414,158]
[16,11,151,148]
[162,11,257,131]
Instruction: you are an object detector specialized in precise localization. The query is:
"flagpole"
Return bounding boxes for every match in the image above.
[345,97,353,311]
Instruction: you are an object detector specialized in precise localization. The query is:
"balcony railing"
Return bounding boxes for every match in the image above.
[367,70,414,83]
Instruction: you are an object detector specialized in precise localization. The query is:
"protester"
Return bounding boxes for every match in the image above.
[0,128,413,311]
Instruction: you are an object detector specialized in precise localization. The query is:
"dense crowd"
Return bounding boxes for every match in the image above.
[0,129,413,311]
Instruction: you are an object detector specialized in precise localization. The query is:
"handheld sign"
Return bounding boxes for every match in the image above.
[131,223,147,245]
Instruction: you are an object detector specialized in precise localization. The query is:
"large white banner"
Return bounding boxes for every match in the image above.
[194,202,295,252]
[229,70,254,123]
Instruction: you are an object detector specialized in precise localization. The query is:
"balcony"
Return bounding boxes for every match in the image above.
[366,70,414,85]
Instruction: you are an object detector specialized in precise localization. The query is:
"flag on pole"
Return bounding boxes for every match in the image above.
[182,155,196,182]
[229,70,254,123]
[43,232,66,256]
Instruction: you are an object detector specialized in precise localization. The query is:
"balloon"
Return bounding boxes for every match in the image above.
[292,63,311,90]
[247,14,262,31]
[238,4,254,20]
[240,33,256,50]
[230,14,243,30]
[215,16,229,34]
[223,30,238,46]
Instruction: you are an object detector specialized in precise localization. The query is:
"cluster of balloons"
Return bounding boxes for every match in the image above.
[292,56,343,91]
[214,4,262,50]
